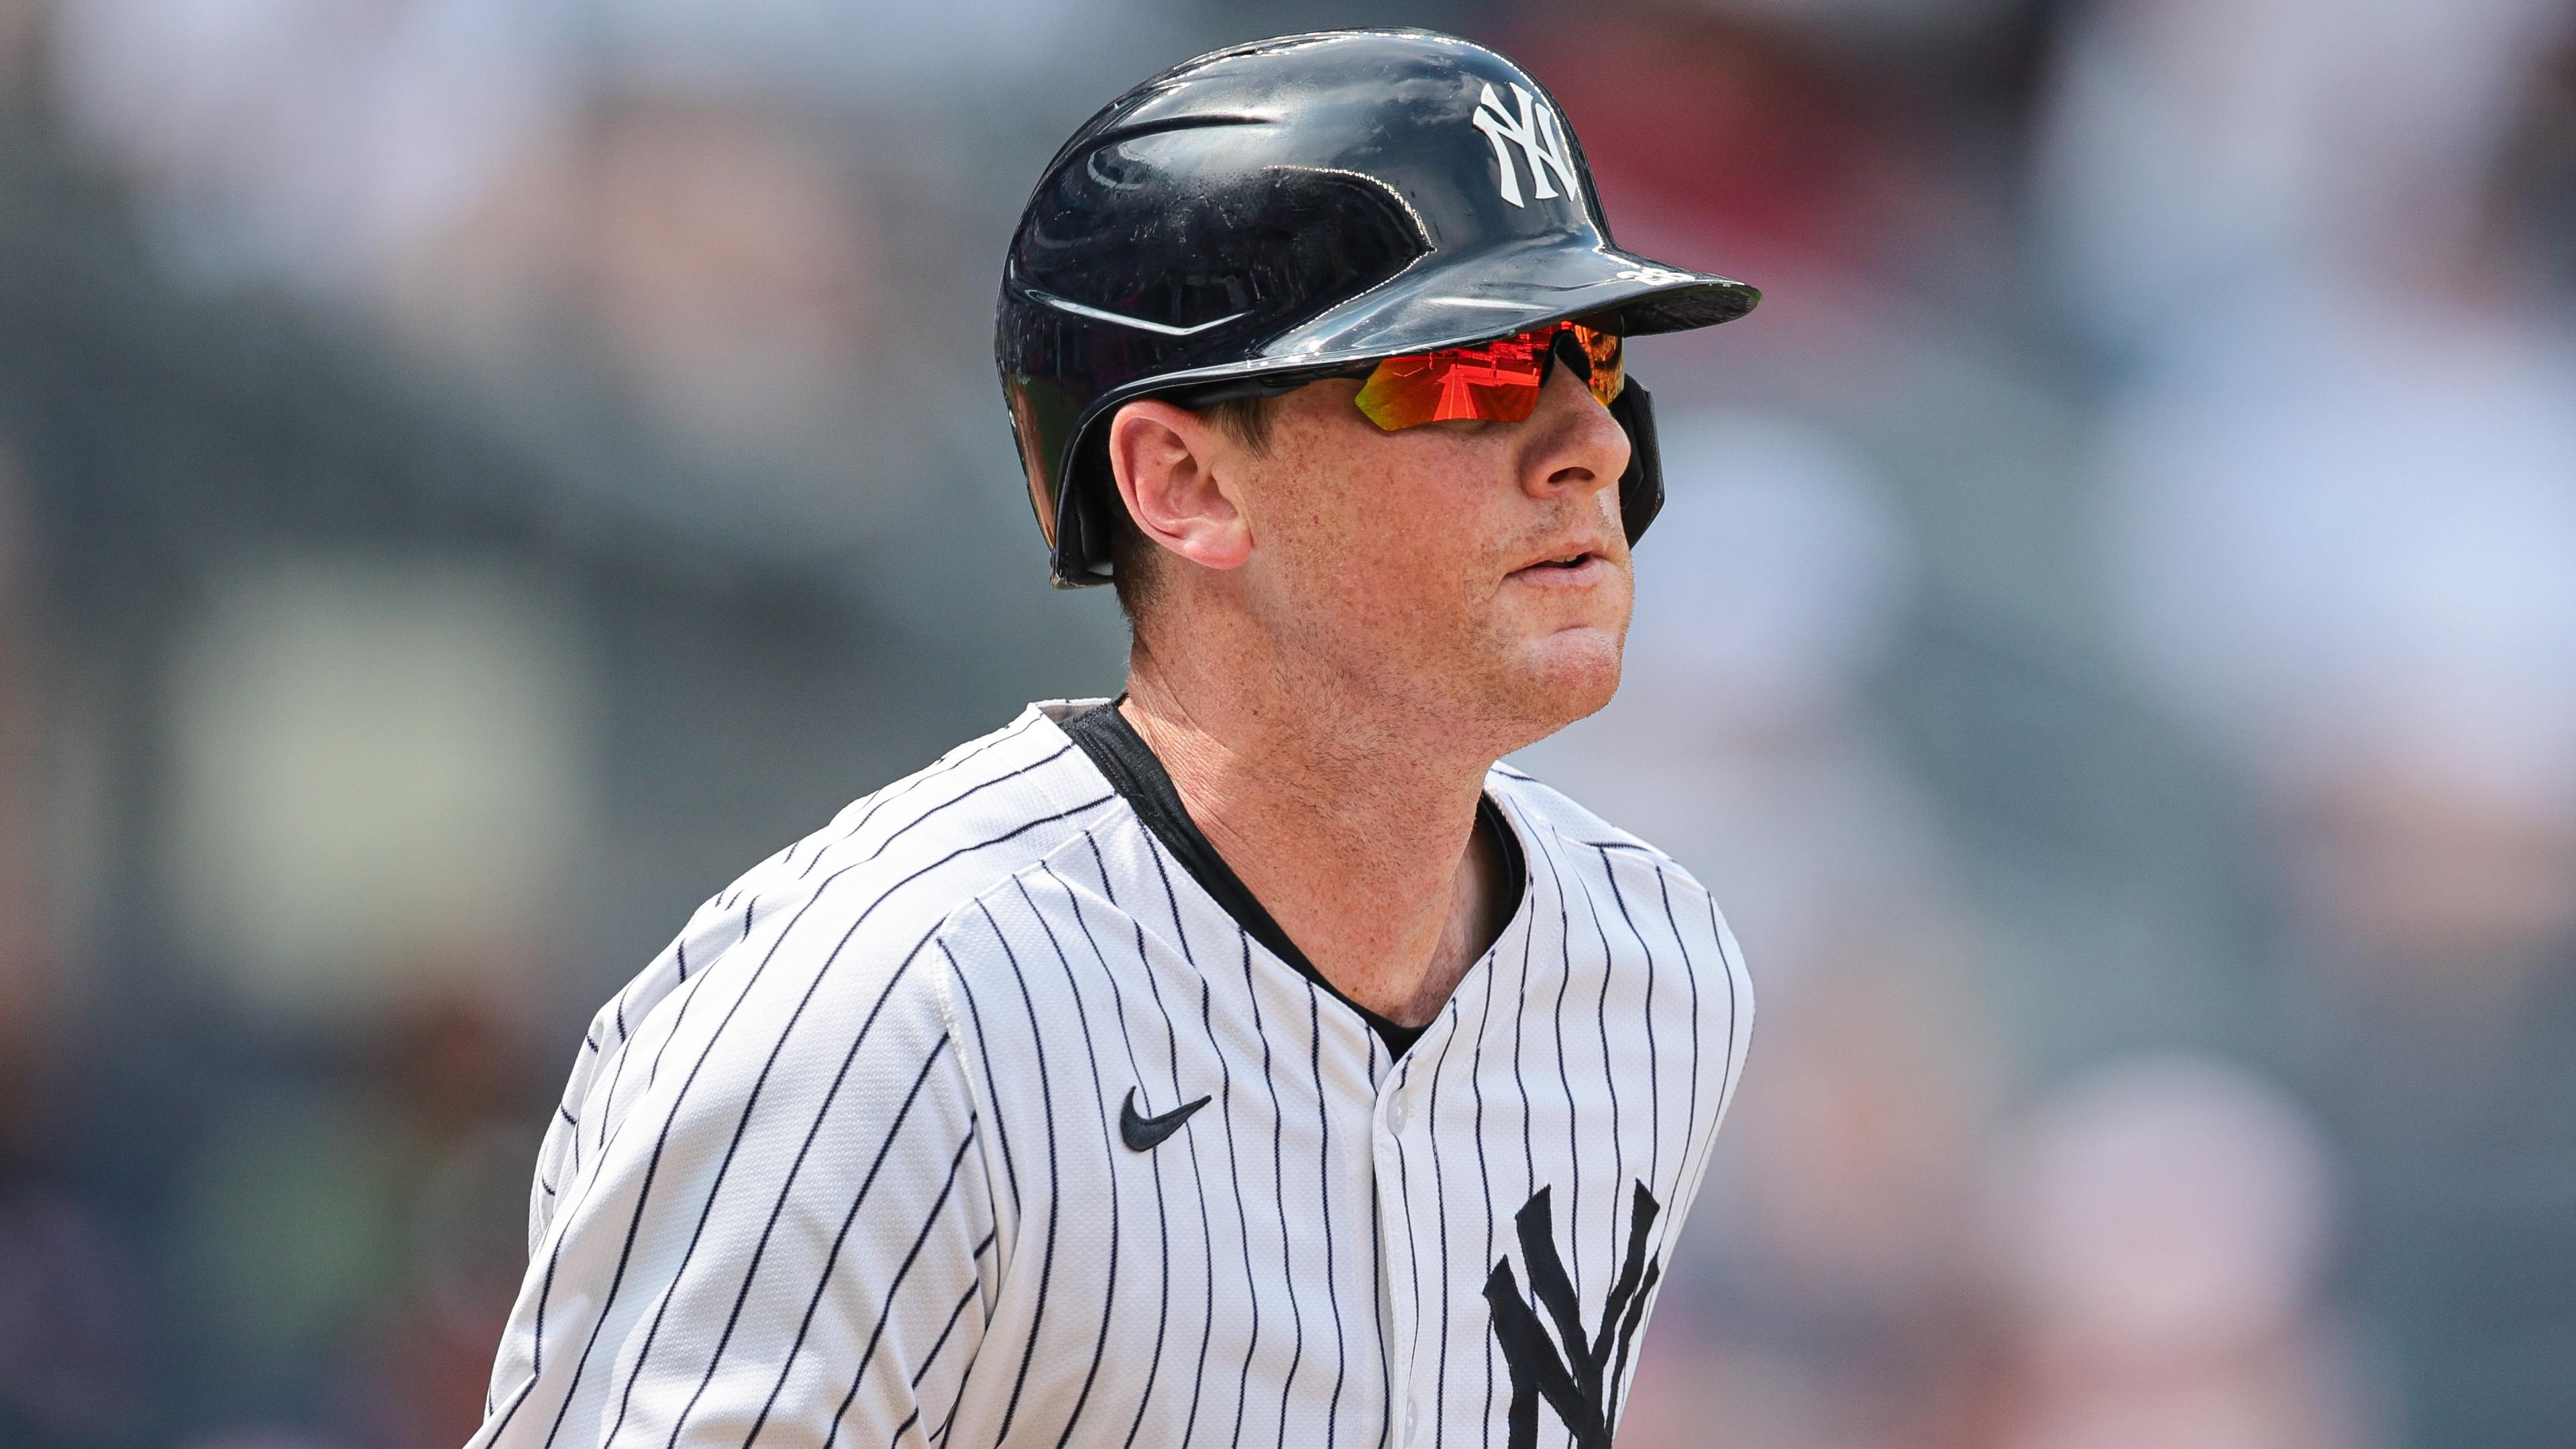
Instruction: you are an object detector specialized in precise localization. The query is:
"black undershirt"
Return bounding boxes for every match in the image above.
[1061,700,1526,1058]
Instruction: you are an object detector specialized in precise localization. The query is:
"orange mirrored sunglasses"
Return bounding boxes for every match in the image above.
[1350,319,1624,430]
[1171,318,1624,432]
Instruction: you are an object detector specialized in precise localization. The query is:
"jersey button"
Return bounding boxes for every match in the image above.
[1387,1097,1412,1133]
[1404,1397,1421,1444]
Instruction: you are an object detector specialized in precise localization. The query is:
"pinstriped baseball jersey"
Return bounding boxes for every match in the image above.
[470,698,1754,1449]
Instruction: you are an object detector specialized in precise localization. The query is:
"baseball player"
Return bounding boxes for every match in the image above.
[472,28,1757,1449]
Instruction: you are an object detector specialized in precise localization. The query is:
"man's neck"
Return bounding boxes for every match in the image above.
[1119,651,1511,1028]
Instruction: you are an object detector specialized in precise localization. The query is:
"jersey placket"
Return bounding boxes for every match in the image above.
[1374,1028,1434,1449]
[1369,883,1531,1449]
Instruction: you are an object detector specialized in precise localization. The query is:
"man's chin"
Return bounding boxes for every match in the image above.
[1498,628,1625,739]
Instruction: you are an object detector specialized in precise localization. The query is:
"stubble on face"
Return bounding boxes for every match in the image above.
[1223,375,1635,761]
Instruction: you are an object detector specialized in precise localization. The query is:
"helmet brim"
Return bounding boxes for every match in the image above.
[1260,235,1758,368]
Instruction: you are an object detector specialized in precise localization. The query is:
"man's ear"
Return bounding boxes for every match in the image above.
[1106,400,1254,572]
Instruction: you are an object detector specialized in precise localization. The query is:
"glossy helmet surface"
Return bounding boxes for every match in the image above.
[997,27,1760,586]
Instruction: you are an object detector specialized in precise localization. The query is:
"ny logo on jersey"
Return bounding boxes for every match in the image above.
[1471,81,1582,209]
[1483,1181,1664,1449]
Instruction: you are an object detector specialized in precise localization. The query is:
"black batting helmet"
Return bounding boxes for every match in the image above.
[996,28,1760,587]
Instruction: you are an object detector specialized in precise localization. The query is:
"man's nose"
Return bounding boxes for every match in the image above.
[1525,360,1631,503]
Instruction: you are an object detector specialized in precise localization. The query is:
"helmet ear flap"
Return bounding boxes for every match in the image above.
[1609,377,1664,545]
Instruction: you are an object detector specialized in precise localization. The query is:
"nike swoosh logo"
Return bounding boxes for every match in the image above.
[1120,1086,1212,1152]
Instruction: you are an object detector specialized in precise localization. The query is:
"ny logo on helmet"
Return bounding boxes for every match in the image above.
[1472,82,1581,209]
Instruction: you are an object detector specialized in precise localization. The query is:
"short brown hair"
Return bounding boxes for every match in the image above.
[1107,393,1277,626]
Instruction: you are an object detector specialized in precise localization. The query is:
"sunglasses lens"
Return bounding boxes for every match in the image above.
[1571,323,1624,407]
[1353,333,1548,430]
[1352,323,1623,431]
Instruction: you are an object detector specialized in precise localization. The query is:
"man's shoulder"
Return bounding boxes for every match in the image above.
[1487,763,1753,1030]
[617,706,1125,1038]
[771,704,1106,889]
[1486,760,1712,898]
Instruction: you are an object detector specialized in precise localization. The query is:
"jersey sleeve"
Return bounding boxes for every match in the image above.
[470,912,1001,1449]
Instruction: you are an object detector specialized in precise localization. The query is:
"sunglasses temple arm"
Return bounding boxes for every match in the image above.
[1170,364,1377,409]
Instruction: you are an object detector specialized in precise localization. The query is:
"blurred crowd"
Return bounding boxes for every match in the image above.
[0,1,2570,1446]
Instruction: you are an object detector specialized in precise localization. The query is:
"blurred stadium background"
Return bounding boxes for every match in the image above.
[0,0,2572,1445]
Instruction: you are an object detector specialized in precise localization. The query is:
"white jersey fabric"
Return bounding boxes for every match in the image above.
[472,699,1754,1449]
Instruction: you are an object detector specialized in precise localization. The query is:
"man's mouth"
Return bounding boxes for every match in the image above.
[1509,549,1609,584]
